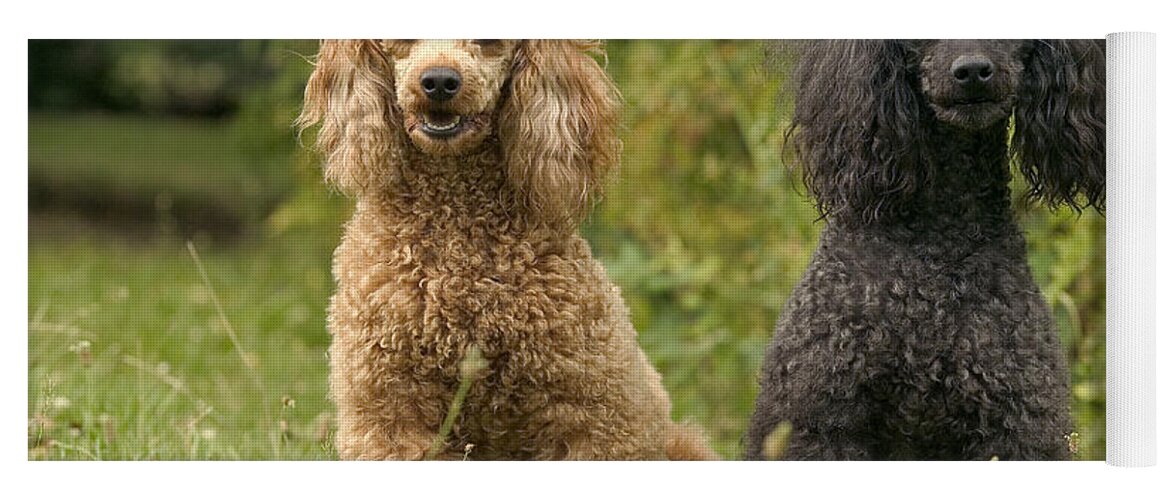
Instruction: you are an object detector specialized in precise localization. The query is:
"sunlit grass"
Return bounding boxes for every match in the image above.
[28,233,336,460]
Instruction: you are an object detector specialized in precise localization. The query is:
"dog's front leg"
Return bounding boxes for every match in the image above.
[330,340,457,460]
[331,376,454,460]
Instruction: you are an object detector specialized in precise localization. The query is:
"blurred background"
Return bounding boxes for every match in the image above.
[27,40,1105,460]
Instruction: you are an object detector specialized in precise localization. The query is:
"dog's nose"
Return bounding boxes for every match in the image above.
[951,55,995,86]
[420,67,461,101]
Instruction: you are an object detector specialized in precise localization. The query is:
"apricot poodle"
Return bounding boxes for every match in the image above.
[298,39,715,460]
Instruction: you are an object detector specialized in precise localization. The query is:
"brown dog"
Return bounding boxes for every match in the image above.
[298,40,716,460]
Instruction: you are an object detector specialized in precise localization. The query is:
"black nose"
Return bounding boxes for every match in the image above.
[420,67,461,101]
[951,55,995,86]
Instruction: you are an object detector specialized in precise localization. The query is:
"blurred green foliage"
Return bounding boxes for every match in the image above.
[28,40,1105,460]
[29,113,293,227]
[29,40,279,117]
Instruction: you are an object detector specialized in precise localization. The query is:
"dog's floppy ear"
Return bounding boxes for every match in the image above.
[297,40,405,196]
[1012,39,1106,211]
[785,40,927,225]
[498,40,621,224]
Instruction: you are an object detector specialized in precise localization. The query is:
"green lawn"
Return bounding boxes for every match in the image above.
[28,231,337,460]
[26,217,1103,460]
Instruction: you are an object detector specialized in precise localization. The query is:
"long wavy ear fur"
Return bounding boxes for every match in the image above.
[499,40,621,224]
[785,40,927,225]
[296,40,405,196]
[1012,39,1106,212]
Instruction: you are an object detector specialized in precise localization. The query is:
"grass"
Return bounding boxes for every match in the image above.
[28,230,337,460]
[27,216,1104,461]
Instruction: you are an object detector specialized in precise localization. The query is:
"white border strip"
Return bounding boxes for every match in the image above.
[1106,31,1157,467]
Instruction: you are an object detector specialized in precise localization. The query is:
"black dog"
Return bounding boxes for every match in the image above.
[746,40,1105,460]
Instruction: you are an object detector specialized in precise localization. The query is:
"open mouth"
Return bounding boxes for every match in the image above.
[405,108,491,153]
[419,110,465,138]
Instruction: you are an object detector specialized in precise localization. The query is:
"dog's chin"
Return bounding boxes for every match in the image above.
[929,99,1012,131]
[405,110,492,157]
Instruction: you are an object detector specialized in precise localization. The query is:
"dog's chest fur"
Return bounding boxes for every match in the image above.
[329,159,621,436]
[811,225,1052,354]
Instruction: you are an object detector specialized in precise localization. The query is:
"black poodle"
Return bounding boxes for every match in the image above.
[746,40,1105,460]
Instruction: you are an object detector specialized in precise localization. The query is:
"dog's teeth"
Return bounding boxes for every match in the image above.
[424,115,461,131]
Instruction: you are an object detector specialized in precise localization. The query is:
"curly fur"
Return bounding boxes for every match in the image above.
[746,40,1105,460]
[298,39,715,460]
